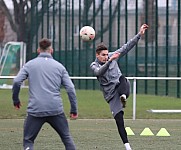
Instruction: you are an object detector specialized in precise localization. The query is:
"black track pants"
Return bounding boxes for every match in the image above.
[117,75,130,98]
[114,111,129,144]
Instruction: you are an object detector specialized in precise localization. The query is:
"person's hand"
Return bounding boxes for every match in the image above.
[109,52,120,61]
[139,24,149,35]
[70,113,78,120]
[14,101,21,110]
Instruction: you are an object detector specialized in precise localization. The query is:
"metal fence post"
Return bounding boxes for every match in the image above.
[133,78,137,120]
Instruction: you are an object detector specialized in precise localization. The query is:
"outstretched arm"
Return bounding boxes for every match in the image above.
[139,24,149,35]
[109,24,149,61]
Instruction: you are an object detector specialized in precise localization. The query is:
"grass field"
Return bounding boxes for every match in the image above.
[1,88,181,119]
[1,89,181,149]
[0,119,181,150]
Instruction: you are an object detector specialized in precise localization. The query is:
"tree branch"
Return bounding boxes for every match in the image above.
[88,0,106,25]
[12,0,20,25]
[0,0,17,32]
[95,1,120,40]
[26,0,51,40]
[82,0,93,25]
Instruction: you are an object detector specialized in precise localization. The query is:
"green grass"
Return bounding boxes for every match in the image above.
[0,119,181,150]
[1,89,181,149]
[1,88,181,119]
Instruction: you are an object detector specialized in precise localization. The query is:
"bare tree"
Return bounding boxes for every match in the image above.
[0,0,121,58]
[140,0,159,43]
[0,0,53,42]
[0,8,5,46]
[82,0,121,41]
[0,0,55,60]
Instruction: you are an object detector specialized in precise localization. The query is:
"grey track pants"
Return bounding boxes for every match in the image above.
[23,113,76,150]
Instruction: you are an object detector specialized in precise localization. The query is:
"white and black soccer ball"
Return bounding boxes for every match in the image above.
[80,26,95,42]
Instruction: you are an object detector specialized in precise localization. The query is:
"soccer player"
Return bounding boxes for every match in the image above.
[90,24,149,150]
[12,38,78,150]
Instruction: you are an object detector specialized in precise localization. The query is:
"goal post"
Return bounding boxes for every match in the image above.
[0,42,26,86]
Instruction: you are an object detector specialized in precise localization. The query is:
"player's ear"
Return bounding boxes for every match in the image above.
[37,48,41,54]
[50,48,53,54]
[96,53,99,58]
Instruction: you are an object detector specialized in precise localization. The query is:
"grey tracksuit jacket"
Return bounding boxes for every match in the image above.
[90,33,141,102]
[12,52,77,117]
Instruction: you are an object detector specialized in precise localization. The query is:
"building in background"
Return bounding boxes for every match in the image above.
[34,0,178,49]
[0,7,17,51]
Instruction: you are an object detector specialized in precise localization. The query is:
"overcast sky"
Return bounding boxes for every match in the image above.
[4,1,13,9]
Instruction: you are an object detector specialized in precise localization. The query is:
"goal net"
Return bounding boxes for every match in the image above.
[0,42,26,88]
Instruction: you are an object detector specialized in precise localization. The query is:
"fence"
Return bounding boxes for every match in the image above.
[26,0,181,97]
[0,76,181,120]
[69,76,181,119]
[1,0,181,97]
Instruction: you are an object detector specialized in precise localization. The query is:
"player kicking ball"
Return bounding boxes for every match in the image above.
[90,24,149,150]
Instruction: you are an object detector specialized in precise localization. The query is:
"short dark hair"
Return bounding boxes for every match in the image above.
[96,42,108,54]
[39,38,51,51]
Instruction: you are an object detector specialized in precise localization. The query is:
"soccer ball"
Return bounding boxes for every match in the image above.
[80,26,95,41]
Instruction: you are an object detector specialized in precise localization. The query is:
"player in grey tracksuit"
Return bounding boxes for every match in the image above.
[90,24,148,150]
[12,38,78,150]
